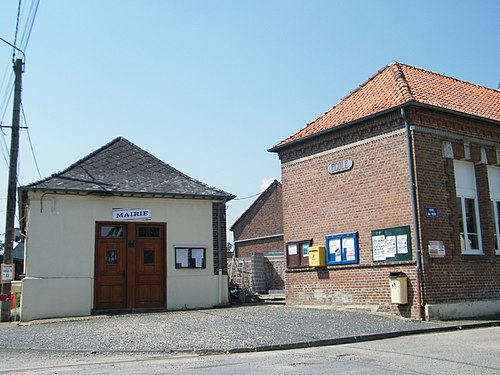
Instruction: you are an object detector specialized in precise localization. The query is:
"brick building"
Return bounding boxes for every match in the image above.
[229,180,285,292]
[269,62,500,320]
[231,180,283,258]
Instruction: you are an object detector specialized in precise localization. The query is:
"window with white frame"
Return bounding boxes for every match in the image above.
[487,166,500,255]
[454,160,482,254]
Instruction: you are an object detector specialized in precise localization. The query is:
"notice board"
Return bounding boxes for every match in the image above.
[371,225,412,262]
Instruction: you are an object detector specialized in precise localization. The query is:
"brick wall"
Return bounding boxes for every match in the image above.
[235,237,283,258]
[410,107,500,305]
[232,181,283,244]
[280,111,418,316]
[277,106,500,319]
[212,202,228,275]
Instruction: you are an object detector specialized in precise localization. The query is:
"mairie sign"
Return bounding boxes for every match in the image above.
[112,208,152,221]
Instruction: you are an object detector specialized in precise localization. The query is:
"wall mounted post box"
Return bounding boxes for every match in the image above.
[389,272,408,304]
[308,246,326,267]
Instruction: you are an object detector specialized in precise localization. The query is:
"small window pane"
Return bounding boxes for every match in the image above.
[302,243,309,256]
[138,227,160,238]
[101,226,124,237]
[106,250,118,265]
[464,198,479,249]
[144,250,155,264]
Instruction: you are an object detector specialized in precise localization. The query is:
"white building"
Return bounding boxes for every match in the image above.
[19,137,234,321]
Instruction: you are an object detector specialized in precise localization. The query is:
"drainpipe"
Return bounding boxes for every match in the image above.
[401,107,424,320]
[217,198,227,305]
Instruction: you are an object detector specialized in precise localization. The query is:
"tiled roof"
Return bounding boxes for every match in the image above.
[22,137,235,199]
[272,62,500,149]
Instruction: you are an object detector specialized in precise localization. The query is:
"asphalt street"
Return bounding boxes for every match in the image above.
[0,303,497,354]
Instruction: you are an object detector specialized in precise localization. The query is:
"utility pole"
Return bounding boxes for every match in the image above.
[1,58,23,322]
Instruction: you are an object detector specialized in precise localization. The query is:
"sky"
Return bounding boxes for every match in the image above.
[0,0,499,245]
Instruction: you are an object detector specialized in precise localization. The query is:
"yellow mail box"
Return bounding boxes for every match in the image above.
[308,246,326,267]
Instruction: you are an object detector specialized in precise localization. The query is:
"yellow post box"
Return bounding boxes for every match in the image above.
[308,246,326,267]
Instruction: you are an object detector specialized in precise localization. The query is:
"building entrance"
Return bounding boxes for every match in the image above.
[94,222,166,310]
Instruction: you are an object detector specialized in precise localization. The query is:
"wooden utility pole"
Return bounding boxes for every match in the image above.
[1,58,23,322]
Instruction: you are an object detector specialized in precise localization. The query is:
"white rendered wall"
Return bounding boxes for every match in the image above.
[21,192,227,321]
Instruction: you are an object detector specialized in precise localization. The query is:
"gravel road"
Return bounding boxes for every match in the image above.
[0,303,491,354]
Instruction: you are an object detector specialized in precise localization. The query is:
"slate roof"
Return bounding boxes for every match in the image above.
[21,137,235,200]
[271,62,500,150]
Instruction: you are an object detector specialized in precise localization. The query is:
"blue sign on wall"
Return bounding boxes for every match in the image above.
[425,206,438,218]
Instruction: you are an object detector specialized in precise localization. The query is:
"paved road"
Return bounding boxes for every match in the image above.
[1,327,499,374]
[0,303,497,373]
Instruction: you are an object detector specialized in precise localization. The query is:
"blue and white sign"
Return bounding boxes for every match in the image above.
[425,206,438,218]
[112,208,152,221]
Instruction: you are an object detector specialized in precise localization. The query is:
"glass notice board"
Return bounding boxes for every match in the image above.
[371,225,412,262]
[325,232,359,265]
[175,247,206,269]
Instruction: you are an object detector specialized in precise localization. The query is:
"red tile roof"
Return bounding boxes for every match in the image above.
[273,62,500,149]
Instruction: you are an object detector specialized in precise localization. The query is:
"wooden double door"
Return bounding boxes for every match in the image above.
[94,222,166,310]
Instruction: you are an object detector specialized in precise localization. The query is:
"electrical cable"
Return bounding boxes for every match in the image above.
[21,101,42,179]
[19,0,40,52]
[233,190,266,201]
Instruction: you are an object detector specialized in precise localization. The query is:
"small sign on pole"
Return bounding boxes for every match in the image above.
[0,264,14,283]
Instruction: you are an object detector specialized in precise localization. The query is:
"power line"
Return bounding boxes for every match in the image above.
[233,191,265,201]
[19,0,40,52]
[21,101,42,179]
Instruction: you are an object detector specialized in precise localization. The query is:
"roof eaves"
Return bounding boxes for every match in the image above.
[410,101,500,127]
[19,186,235,201]
[268,103,410,153]
[269,99,500,154]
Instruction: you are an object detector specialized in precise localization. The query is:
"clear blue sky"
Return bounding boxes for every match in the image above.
[1,0,499,244]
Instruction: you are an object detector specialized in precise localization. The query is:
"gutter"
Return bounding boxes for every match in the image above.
[401,106,424,320]
[20,187,235,201]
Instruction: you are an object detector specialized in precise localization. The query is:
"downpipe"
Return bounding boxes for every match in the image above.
[217,199,227,305]
[402,107,424,320]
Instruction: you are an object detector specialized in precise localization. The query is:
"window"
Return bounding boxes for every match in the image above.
[286,240,310,267]
[454,161,482,254]
[487,166,500,255]
[175,247,206,269]
[143,250,155,264]
[100,226,124,237]
[326,232,359,265]
[138,227,161,238]
[106,250,118,265]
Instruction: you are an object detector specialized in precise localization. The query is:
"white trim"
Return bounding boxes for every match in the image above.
[283,129,406,167]
[454,161,483,254]
[492,201,500,255]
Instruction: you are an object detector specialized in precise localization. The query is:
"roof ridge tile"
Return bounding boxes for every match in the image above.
[390,61,415,102]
